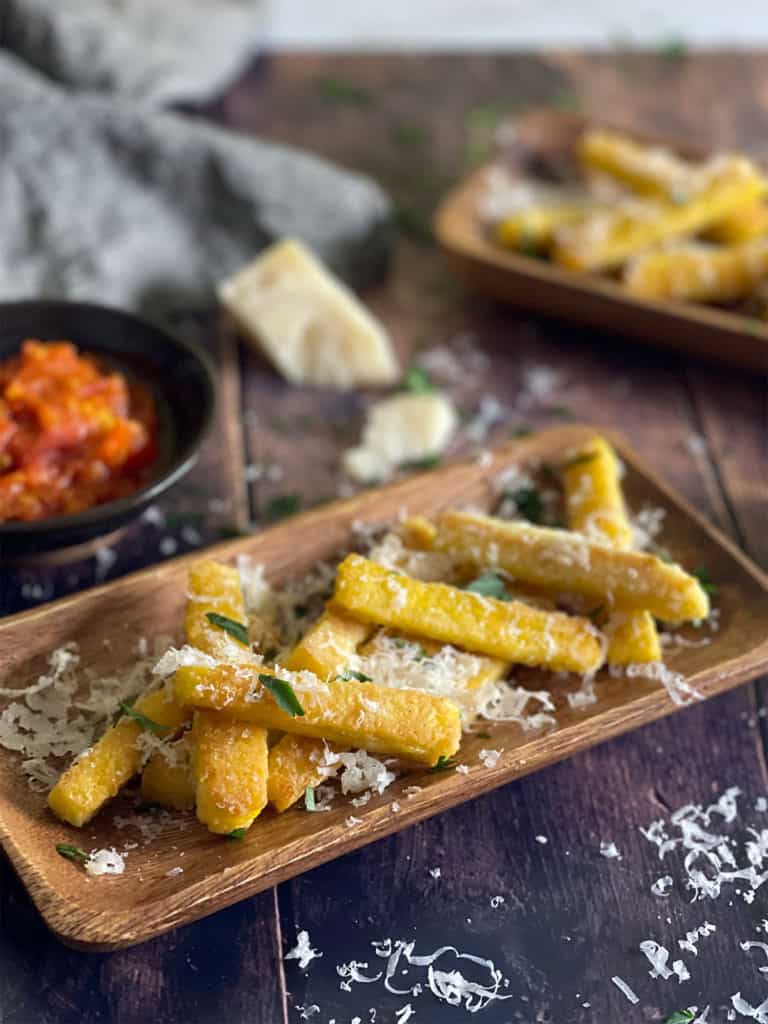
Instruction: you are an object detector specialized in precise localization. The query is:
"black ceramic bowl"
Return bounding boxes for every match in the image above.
[0,300,215,556]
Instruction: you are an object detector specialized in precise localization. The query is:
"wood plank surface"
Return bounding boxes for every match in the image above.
[1,49,767,1024]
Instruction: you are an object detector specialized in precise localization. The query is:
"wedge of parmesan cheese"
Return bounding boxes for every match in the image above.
[343,392,458,483]
[218,239,399,390]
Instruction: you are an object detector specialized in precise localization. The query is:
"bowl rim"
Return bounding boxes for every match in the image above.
[0,298,217,538]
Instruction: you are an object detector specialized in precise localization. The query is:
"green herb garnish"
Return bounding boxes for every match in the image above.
[430,756,458,773]
[402,454,442,471]
[264,494,303,522]
[663,1012,694,1024]
[305,787,316,811]
[117,701,170,735]
[206,612,249,646]
[561,451,598,471]
[403,367,433,393]
[658,37,688,62]
[262,647,279,663]
[392,638,429,660]
[316,77,373,105]
[693,566,719,597]
[546,404,575,419]
[465,105,503,164]
[227,828,248,840]
[394,203,433,243]
[512,425,533,438]
[506,486,544,524]
[56,843,89,865]
[337,670,373,682]
[475,731,492,740]
[259,674,305,717]
[393,122,427,147]
[464,572,511,602]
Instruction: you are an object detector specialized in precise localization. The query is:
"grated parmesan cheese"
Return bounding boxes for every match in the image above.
[285,930,323,970]
[85,848,125,877]
[611,975,639,1004]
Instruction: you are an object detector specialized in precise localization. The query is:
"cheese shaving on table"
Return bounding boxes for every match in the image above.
[610,975,639,1004]
[285,930,323,970]
[600,840,622,859]
[343,391,458,484]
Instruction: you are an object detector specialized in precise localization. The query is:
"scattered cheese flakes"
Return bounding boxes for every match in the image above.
[740,941,768,973]
[336,750,396,796]
[429,867,441,879]
[600,840,622,860]
[285,930,323,970]
[610,975,639,1004]
[164,866,184,878]
[652,875,674,896]
[455,764,470,775]
[535,835,548,845]
[218,239,398,390]
[490,895,505,908]
[85,848,125,877]
[394,1005,415,1024]
[731,991,768,1023]
[478,748,502,769]
[343,391,458,483]
[345,816,363,828]
[609,660,702,706]
[639,938,675,979]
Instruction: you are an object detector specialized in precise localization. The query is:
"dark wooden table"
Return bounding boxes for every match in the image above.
[2,52,767,1023]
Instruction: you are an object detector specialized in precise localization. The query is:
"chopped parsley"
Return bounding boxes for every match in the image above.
[693,566,719,597]
[227,828,248,840]
[403,366,433,393]
[506,486,544,524]
[393,122,427,147]
[402,454,442,471]
[259,674,305,717]
[117,701,169,735]
[561,451,598,471]
[657,37,688,62]
[206,612,249,646]
[316,77,373,105]
[392,638,429,660]
[430,755,458,773]
[511,424,533,438]
[305,787,316,811]
[336,669,373,682]
[56,843,89,865]
[546,404,575,419]
[475,731,492,740]
[662,1012,694,1024]
[464,572,511,602]
[465,105,503,164]
[264,493,303,522]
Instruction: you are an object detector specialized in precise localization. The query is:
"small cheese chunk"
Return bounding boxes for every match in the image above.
[343,392,458,483]
[218,239,398,390]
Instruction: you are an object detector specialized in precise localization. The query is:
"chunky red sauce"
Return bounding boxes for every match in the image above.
[0,340,157,522]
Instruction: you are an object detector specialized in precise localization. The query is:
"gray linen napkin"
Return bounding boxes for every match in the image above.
[1,0,265,106]
[0,53,391,317]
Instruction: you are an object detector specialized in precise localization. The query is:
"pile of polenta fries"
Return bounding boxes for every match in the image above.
[48,437,709,838]
[494,127,768,309]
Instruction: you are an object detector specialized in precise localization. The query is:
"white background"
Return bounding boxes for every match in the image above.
[266,0,768,49]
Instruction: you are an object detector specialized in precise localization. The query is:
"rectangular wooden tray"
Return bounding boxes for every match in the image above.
[435,111,768,373]
[1,425,766,951]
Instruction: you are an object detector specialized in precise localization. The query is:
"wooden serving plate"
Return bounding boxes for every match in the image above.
[1,425,767,951]
[435,110,768,373]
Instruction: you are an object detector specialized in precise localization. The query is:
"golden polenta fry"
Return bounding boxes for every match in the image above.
[578,129,694,198]
[553,159,765,272]
[268,609,371,812]
[624,239,768,303]
[331,554,602,673]
[141,737,196,811]
[415,511,708,623]
[496,203,589,253]
[184,560,269,834]
[174,664,461,766]
[268,734,339,813]
[190,711,268,834]
[48,686,189,827]
[282,610,373,678]
[705,201,768,244]
[562,438,660,665]
[562,437,634,549]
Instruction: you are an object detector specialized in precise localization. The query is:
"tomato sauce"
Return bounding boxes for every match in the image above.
[0,340,158,522]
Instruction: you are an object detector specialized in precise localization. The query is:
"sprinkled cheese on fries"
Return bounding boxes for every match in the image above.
[47,436,714,841]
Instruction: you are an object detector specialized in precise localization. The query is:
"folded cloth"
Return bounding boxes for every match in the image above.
[0,0,265,106]
[0,54,391,318]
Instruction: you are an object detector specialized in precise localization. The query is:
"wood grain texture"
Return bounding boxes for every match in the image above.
[0,49,767,1023]
[0,426,765,952]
